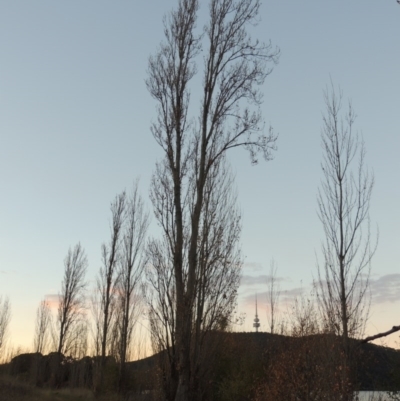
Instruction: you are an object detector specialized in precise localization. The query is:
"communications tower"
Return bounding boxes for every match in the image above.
[253,294,260,332]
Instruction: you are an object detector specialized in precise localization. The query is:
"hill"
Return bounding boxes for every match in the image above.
[127,331,400,393]
[1,331,399,400]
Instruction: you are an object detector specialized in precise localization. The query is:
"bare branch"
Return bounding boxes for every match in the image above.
[361,325,400,344]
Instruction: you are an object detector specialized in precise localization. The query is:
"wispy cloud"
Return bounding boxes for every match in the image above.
[241,274,286,287]
[241,286,306,309]
[241,274,268,286]
[241,291,268,308]
[242,262,263,272]
[239,272,400,319]
[0,269,17,275]
[311,274,400,305]
[370,274,400,304]
[280,287,307,304]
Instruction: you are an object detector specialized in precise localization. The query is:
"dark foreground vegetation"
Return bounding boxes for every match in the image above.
[1,332,400,401]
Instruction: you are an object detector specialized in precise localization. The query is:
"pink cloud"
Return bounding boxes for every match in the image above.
[44,294,60,310]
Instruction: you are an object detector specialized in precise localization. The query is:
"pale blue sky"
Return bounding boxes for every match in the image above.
[1,1,399,349]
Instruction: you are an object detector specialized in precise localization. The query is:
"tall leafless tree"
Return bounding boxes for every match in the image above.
[316,84,377,368]
[114,182,149,389]
[147,157,243,400]
[146,236,178,400]
[147,0,278,398]
[67,317,89,359]
[56,243,88,355]
[91,290,102,358]
[0,296,11,359]
[192,158,242,398]
[33,299,52,354]
[266,259,280,334]
[96,191,126,365]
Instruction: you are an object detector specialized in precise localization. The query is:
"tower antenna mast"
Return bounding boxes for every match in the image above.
[253,294,260,332]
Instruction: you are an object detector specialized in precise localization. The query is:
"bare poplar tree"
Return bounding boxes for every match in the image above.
[146,237,178,399]
[97,192,125,359]
[115,182,149,389]
[0,296,11,359]
[94,191,126,388]
[90,291,102,358]
[33,299,52,354]
[68,318,89,359]
[147,157,243,400]
[316,84,376,358]
[266,259,280,334]
[56,243,88,355]
[192,158,242,397]
[147,0,278,398]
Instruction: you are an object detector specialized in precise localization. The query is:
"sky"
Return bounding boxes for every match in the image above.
[1,0,399,353]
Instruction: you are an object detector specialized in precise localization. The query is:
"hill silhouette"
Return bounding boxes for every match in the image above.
[127,331,400,392]
[2,331,399,400]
